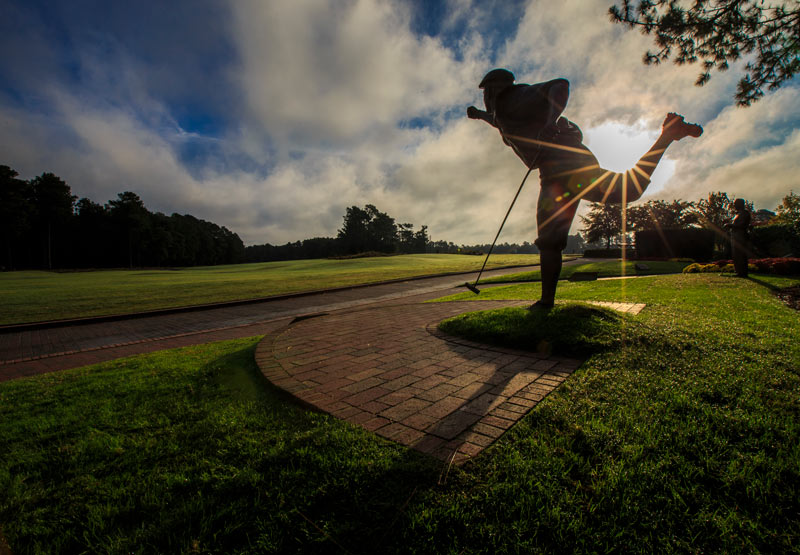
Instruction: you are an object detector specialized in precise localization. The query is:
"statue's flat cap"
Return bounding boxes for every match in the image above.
[479,68,515,88]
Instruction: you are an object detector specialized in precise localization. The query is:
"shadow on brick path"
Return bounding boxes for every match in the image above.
[255,300,586,465]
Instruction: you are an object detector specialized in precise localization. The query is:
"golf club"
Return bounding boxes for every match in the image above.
[465,167,533,294]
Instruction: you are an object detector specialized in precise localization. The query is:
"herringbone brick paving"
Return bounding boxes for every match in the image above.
[255,299,644,465]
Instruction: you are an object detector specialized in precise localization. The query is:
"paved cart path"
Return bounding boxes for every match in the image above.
[1,263,556,379]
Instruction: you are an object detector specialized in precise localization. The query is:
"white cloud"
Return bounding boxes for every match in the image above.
[660,87,800,210]
[229,0,478,150]
[2,0,798,249]
[682,86,800,161]
[688,130,800,211]
[503,0,739,126]
[384,118,539,242]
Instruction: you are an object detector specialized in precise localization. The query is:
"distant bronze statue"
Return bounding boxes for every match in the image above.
[468,68,703,308]
[730,198,752,277]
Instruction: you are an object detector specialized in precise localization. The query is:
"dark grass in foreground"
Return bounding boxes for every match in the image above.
[2,273,800,553]
[0,339,438,554]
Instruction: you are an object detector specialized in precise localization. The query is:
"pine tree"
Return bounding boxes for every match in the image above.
[610,0,800,105]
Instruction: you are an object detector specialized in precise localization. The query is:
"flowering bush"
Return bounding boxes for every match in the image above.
[751,257,800,275]
[684,262,746,273]
[683,258,800,275]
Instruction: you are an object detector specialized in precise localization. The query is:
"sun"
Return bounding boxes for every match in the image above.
[583,120,676,193]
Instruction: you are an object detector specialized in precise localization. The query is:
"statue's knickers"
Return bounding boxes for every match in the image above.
[534,158,649,251]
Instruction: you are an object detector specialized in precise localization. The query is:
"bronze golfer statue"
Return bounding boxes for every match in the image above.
[468,68,703,308]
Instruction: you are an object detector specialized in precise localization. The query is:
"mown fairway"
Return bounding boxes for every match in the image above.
[0,254,539,325]
[1,272,798,553]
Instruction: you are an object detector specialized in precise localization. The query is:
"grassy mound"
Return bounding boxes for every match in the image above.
[439,304,638,357]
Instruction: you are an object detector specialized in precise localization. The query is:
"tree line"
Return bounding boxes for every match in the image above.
[581,190,800,254]
[244,204,431,262]
[244,203,586,262]
[2,162,590,270]
[0,165,245,270]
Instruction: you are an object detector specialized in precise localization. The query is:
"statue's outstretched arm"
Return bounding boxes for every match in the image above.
[466,106,495,125]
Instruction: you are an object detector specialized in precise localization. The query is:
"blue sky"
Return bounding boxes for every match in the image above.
[2,0,798,245]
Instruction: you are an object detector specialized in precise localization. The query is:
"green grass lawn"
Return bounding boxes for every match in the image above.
[0,254,539,325]
[2,273,799,553]
[477,259,691,284]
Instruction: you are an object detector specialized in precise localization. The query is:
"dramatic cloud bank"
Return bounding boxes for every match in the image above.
[1,0,798,245]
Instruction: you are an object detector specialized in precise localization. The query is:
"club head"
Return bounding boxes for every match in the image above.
[464,282,480,294]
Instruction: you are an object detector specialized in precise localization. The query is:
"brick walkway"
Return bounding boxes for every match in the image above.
[255,299,645,465]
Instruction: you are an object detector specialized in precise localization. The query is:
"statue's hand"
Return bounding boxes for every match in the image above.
[466,106,480,119]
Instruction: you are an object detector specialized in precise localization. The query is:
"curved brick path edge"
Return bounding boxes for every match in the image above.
[255,300,589,465]
[255,299,645,464]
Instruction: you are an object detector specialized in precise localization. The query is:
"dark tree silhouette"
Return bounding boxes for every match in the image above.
[74,198,112,267]
[337,204,399,254]
[397,222,415,253]
[581,202,623,248]
[30,172,76,269]
[337,206,371,254]
[0,166,34,269]
[696,191,737,252]
[774,190,800,227]
[581,200,700,249]
[610,0,800,105]
[412,225,429,253]
[365,204,398,253]
[627,199,700,231]
[108,192,150,268]
[1,164,246,270]
[697,191,734,228]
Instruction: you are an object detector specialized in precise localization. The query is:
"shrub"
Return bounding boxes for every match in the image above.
[750,223,800,257]
[683,258,800,275]
[683,262,741,273]
[636,228,715,261]
[751,257,800,275]
[682,263,703,273]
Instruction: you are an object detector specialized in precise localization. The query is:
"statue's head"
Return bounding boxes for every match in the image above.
[734,198,745,211]
[479,68,514,113]
[479,68,515,89]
